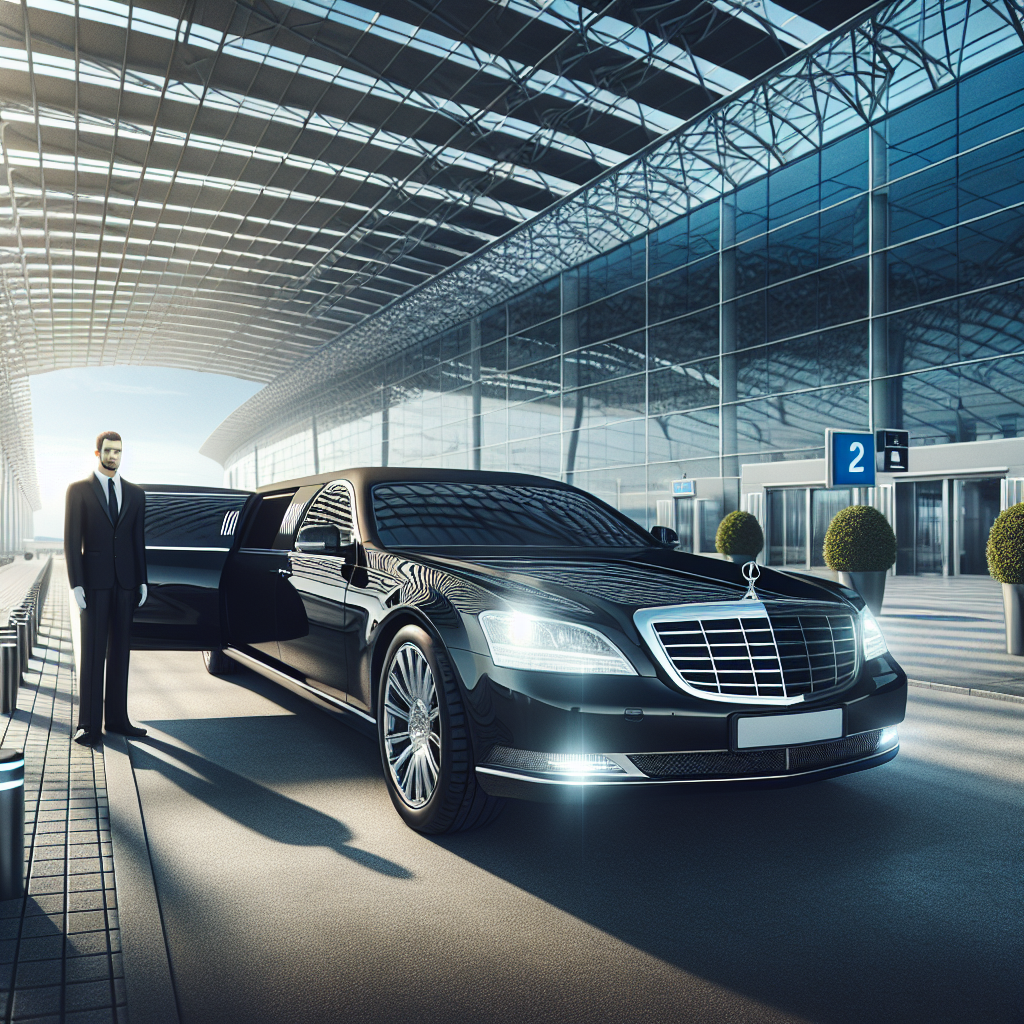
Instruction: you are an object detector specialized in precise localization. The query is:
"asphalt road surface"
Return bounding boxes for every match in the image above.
[118,651,1024,1024]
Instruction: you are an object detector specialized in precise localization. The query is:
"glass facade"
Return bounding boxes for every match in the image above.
[226,48,1024,537]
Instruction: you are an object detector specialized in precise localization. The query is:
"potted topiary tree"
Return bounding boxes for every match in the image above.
[986,502,1024,655]
[715,510,764,564]
[823,505,896,615]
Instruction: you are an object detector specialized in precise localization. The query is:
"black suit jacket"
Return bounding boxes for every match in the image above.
[64,475,148,590]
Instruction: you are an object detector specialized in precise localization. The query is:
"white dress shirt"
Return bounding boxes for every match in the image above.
[94,467,122,514]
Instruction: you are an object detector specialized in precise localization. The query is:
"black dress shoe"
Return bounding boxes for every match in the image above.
[73,728,96,746]
[106,723,148,737]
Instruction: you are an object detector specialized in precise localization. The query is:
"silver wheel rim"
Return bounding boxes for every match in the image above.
[383,642,441,808]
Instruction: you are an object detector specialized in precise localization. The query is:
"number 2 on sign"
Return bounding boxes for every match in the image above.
[848,441,865,473]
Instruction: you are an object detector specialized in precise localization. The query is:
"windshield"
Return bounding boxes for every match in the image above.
[371,482,653,548]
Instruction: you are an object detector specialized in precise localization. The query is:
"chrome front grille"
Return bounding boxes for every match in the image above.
[770,611,858,697]
[636,601,858,704]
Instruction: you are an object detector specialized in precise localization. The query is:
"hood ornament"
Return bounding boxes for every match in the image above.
[741,560,760,601]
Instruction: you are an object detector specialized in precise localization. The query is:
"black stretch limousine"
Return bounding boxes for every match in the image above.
[131,469,907,833]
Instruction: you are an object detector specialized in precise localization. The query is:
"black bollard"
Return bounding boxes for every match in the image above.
[0,748,25,900]
[10,612,30,677]
[0,630,19,715]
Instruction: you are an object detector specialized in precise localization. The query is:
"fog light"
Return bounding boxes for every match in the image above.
[545,753,624,774]
[484,746,626,775]
[879,726,899,748]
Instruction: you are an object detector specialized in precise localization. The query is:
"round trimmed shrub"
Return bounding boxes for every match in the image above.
[715,510,764,557]
[823,505,896,572]
[987,502,1024,584]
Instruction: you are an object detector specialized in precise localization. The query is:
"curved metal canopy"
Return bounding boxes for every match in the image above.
[200,0,1024,467]
[0,0,863,388]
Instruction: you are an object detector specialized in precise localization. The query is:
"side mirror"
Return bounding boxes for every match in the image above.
[650,526,678,548]
[295,524,353,555]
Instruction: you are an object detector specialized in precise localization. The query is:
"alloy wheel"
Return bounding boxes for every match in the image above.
[383,642,442,808]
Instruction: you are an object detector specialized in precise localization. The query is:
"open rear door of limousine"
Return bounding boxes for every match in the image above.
[131,485,256,650]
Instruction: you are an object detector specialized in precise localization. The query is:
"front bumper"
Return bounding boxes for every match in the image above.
[447,644,907,801]
[474,729,900,801]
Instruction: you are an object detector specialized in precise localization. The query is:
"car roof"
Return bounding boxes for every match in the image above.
[256,466,579,496]
[141,483,251,495]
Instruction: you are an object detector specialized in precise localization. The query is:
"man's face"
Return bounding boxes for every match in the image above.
[96,439,122,472]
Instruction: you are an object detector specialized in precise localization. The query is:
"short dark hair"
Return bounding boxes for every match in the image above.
[96,431,122,452]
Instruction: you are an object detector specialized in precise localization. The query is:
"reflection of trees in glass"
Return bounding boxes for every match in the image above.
[649,362,719,416]
[888,281,1024,379]
[766,325,868,392]
[898,358,1024,444]
[564,374,646,478]
[576,286,645,347]
[732,385,868,455]
[565,336,645,389]
[648,410,719,464]
[648,309,719,370]
[507,279,560,334]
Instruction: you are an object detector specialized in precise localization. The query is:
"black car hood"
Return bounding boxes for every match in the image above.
[402,547,852,630]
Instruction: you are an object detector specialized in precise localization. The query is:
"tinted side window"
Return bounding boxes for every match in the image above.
[300,483,354,535]
[371,482,650,548]
[241,493,295,549]
[144,492,248,548]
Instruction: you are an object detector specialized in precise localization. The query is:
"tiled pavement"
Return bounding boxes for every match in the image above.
[875,575,1024,699]
[793,570,1024,701]
[0,580,125,1024]
[0,563,48,622]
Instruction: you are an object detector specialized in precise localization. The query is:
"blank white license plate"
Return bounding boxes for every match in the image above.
[736,708,843,749]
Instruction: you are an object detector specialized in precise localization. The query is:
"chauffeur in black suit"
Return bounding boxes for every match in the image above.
[64,431,149,745]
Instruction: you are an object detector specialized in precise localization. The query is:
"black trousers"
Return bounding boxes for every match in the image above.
[78,587,136,733]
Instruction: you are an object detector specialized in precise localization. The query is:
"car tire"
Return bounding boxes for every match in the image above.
[202,648,233,676]
[378,625,504,834]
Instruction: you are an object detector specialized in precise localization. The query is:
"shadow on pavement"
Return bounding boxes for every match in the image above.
[123,654,1023,1023]
[129,734,411,879]
[430,763,1022,1024]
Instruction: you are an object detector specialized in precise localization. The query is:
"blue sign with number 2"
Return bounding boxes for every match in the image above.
[831,432,876,487]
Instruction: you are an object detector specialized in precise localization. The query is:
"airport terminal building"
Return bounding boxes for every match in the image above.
[201,0,1024,579]
[197,0,1024,580]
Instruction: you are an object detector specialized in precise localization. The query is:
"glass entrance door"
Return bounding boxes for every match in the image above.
[959,478,1001,574]
[674,497,695,553]
[767,488,808,567]
[896,480,945,574]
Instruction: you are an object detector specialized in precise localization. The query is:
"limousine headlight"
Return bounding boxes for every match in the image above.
[861,607,888,661]
[479,611,636,675]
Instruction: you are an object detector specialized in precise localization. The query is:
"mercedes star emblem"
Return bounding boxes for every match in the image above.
[741,560,760,601]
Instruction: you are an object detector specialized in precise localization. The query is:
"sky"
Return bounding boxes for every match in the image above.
[29,366,264,539]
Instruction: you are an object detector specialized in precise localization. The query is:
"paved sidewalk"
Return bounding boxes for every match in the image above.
[791,570,1024,701]
[0,562,47,622]
[0,577,125,1024]
[876,575,1024,700]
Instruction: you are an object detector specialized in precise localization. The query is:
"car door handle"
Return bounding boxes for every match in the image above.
[278,568,292,578]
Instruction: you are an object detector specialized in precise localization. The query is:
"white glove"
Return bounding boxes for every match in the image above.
[138,584,148,607]
[72,586,86,611]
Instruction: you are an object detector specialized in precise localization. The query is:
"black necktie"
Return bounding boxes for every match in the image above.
[108,478,119,523]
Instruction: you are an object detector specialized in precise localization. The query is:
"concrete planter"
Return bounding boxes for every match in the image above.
[1003,583,1024,656]
[838,570,887,616]
[729,554,758,564]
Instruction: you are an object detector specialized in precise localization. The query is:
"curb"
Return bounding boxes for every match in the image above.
[908,679,1024,705]
[105,732,181,1024]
